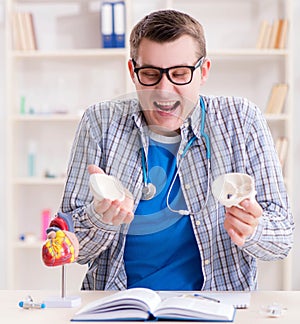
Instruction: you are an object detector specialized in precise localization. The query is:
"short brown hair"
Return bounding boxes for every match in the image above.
[129,9,206,60]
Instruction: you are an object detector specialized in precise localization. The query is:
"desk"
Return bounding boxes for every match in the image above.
[0,290,299,323]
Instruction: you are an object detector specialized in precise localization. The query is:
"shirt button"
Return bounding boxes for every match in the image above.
[178,149,183,155]
[195,220,200,226]
[185,184,191,190]
[204,259,210,265]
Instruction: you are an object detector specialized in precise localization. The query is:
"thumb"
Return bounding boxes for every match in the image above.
[87,164,105,175]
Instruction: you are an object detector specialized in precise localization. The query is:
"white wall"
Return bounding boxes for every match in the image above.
[0,1,299,289]
[0,0,6,288]
[291,1,300,290]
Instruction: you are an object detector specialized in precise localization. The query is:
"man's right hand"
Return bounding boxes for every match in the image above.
[88,165,134,226]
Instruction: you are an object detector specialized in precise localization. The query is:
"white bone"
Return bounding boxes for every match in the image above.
[89,173,125,202]
[212,173,256,208]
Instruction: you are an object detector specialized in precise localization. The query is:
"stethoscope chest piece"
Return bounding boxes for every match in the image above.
[141,183,156,200]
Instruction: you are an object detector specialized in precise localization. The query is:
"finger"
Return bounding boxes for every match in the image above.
[102,200,121,223]
[239,199,262,219]
[87,164,105,175]
[112,209,128,226]
[64,231,80,258]
[111,210,134,226]
[225,207,259,227]
[94,198,112,215]
[123,212,134,224]
[228,228,245,247]
[225,213,257,238]
[47,231,56,239]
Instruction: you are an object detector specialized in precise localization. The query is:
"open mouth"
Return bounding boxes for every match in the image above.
[153,100,180,112]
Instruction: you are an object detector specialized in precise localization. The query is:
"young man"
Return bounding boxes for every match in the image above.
[56,10,294,290]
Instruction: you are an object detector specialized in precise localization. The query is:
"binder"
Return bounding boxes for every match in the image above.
[100,1,126,48]
[101,1,113,48]
[113,1,125,48]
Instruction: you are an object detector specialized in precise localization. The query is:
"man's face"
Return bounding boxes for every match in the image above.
[128,35,210,135]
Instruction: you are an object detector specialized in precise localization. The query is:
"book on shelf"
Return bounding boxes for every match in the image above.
[275,19,288,49]
[71,288,237,322]
[12,11,37,51]
[100,1,125,48]
[256,20,271,49]
[256,19,288,49]
[265,83,288,115]
[268,19,280,49]
[275,137,289,168]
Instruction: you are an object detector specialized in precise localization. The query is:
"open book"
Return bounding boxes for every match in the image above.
[71,288,236,322]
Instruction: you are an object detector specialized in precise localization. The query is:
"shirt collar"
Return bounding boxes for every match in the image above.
[181,98,203,140]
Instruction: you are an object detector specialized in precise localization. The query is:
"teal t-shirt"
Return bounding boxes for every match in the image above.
[124,132,203,290]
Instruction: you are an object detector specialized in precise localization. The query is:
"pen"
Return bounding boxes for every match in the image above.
[19,301,46,309]
[193,294,220,303]
[18,295,46,309]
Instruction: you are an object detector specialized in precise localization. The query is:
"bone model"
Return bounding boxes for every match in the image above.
[212,173,256,208]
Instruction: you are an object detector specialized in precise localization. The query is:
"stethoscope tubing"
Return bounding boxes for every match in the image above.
[141,96,211,202]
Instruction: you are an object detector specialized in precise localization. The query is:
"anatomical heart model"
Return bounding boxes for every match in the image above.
[41,213,78,267]
[42,230,76,266]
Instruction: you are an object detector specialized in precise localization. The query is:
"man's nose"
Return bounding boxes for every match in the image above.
[155,72,174,89]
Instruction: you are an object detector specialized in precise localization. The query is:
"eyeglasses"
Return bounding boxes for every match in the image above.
[132,57,204,86]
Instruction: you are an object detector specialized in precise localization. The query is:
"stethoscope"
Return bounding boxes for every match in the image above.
[141,96,212,215]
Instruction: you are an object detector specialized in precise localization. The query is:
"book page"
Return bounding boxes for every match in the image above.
[74,288,161,317]
[198,291,251,309]
[153,296,235,321]
[158,291,251,309]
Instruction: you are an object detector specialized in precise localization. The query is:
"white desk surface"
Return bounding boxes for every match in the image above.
[0,290,299,323]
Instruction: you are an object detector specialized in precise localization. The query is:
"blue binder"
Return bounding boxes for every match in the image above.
[101,1,125,48]
[101,1,113,48]
[112,1,126,48]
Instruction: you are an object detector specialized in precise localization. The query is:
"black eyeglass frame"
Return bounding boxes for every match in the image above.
[131,56,204,86]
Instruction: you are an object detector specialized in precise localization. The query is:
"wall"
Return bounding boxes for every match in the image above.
[0,1,299,289]
[0,0,6,289]
[291,1,300,290]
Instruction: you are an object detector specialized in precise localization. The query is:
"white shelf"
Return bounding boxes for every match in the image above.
[13,177,66,185]
[11,48,128,59]
[10,48,288,59]
[208,48,289,57]
[265,114,289,121]
[14,240,43,248]
[13,113,82,122]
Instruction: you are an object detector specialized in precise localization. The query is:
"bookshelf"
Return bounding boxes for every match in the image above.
[5,0,294,290]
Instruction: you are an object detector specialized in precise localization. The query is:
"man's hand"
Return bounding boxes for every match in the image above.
[88,164,134,226]
[224,199,263,246]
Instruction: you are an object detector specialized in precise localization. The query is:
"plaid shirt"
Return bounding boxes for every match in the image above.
[60,95,294,291]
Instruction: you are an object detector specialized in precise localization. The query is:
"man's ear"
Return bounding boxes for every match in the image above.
[128,59,135,82]
[200,58,211,84]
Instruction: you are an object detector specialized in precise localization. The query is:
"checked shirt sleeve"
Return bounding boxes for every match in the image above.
[241,105,294,260]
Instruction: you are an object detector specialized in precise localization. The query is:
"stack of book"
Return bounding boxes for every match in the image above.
[12,11,37,51]
[101,1,126,48]
[256,19,288,49]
